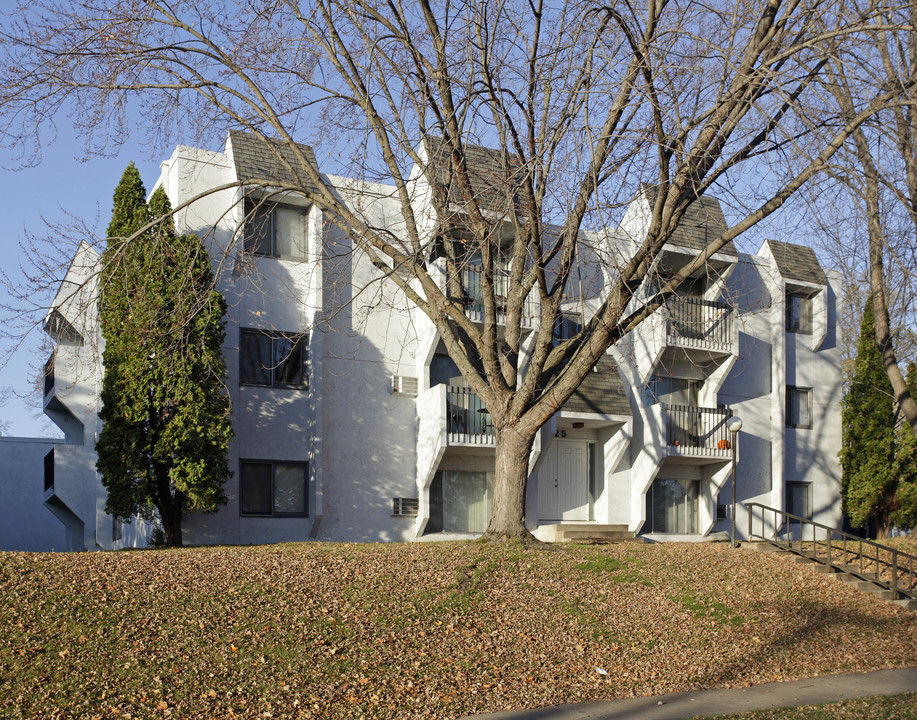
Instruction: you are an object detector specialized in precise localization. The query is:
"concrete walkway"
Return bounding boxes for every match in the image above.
[459,667,917,720]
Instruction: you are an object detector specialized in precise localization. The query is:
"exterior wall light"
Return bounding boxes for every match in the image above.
[726,416,743,548]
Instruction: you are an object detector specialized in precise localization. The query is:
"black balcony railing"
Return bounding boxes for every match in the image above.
[460,266,539,328]
[663,404,733,456]
[665,297,733,351]
[44,355,54,398]
[446,385,495,445]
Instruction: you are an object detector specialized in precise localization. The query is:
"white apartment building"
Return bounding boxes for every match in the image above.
[0,132,843,549]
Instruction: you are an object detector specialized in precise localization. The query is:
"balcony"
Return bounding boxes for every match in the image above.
[662,404,734,459]
[416,384,497,458]
[459,266,539,329]
[665,297,733,352]
[628,296,738,387]
[446,385,495,445]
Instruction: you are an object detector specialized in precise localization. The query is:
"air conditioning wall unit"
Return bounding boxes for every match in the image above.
[392,375,418,395]
[392,497,419,516]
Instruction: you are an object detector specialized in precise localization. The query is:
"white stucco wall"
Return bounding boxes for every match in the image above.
[717,256,843,539]
[319,184,421,542]
[16,136,846,548]
[0,437,68,551]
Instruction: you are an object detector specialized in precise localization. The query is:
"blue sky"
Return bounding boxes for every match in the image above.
[0,130,162,437]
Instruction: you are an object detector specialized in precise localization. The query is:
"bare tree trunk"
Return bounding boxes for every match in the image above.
[838,74,917,442]
[870,249,917,441]
[486,424,538,541]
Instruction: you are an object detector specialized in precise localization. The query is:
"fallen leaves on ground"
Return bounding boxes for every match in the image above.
[0,541,914,719]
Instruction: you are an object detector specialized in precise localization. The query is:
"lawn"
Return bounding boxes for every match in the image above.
[1,540,915,719]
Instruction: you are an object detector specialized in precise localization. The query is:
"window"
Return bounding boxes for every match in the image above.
[646,478,699,533]
[787,481,812,519]
[426,471,493,533]
[240,461,308,517]
[649,376,700,406]
[240,329,309,389]
[553,312,582,343]
[786,291,813,334]
[243,200,307,260]
[786,386,811,428]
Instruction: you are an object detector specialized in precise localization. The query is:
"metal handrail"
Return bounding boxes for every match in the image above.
[665,296,733,350]
[459,266,539,328]
[662,403,733,456]
[445,385,495,445]
[745,501,917,600]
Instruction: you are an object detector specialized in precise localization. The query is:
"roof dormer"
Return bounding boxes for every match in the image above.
[759,239,829,350]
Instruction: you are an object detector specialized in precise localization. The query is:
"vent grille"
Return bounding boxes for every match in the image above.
[392,375,418,395]
[392,497,419,516]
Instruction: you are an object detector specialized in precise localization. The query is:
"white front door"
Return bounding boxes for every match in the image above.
[538,440,589,521]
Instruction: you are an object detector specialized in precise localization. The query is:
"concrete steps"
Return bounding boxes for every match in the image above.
[542,523,641,544]
[753,541,915,611]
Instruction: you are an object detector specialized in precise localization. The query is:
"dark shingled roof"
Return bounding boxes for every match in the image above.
[642,186,738,258]
[766,239,827,285]
[563,357,631,417]
[424,136,525,217]
[229,130,321,194]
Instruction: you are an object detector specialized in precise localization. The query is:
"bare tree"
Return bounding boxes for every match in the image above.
[0,387,12,435]
[813,2,917,439]
[0,0,913,539]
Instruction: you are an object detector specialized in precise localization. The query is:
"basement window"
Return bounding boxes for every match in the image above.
[787,482,812,520]
[240,461,308,517]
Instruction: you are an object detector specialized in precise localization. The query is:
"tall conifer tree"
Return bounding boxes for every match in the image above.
[840,298,898,537]
[96,166,232,547]
[891,363,917,530]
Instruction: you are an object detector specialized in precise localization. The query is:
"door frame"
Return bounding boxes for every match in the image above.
[538,439,590,522]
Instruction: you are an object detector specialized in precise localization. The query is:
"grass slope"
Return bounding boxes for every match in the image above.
[698,692,917,719]
[1,541,915,719]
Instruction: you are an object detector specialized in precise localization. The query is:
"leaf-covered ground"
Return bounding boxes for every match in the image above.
[1,541,915,719]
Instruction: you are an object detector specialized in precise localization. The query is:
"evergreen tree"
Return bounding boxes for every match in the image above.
[840,298,898,537]
[891,363,917,530]
[96,166,232,547]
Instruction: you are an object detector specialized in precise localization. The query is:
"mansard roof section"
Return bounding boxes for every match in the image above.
[563,357,631,417]
[763,239,827,286]
[633,185,738,259]
[227,131,321,194]
[421,136,527,218]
